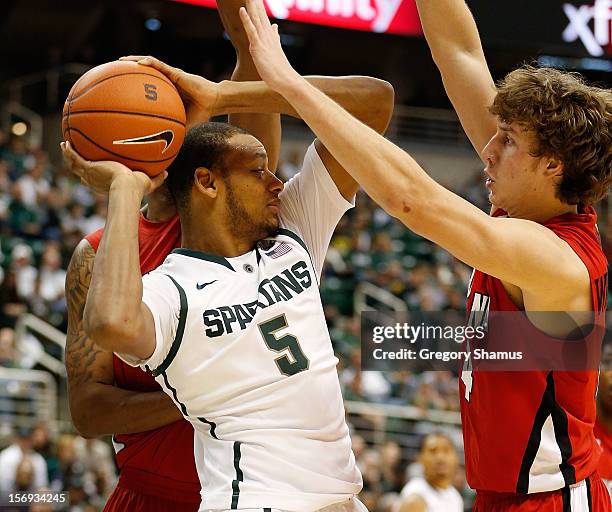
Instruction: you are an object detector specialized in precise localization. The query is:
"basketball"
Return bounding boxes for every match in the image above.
[62,60,186,177]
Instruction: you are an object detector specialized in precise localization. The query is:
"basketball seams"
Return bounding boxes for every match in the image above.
[66,126,180,163]
[68,72,176,103]
[63,110,186,127]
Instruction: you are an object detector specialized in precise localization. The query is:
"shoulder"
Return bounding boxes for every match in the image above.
[66,239,95,298]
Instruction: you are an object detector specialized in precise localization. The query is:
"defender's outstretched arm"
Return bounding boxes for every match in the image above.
[415,0,497,155]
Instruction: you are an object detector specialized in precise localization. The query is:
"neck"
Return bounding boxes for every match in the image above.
[505,200,577,223]
[597,400,612,432]
[427,476,451,490]
[180,212,256,258]
[143,187,177,222]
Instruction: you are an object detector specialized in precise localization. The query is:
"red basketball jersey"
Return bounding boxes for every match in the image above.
[85,213,201,503]
[460,206,608,494]
[595,418,612,481]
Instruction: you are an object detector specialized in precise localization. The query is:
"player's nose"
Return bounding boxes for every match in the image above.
[481,138,496,168]
[268,172,284,193]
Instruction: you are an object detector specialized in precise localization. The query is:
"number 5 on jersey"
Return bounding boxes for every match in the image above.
[259,314,310,376]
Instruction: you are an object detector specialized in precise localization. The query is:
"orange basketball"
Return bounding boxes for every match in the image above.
[62,60,186,177]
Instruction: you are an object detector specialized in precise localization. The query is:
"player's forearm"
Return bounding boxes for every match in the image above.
[415,0,485,61]
[217,0,283,169]
[83,179,145,352]
[214,76,394,133]
[70,384,182,438]
[229,63,282,171]
[278,77,435,222]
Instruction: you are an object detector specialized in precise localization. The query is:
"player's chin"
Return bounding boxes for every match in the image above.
[261,214,280,238]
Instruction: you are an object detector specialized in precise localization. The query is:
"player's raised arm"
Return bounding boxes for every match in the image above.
[218,0,282,171]
[238,0,593,295]
[65,239,183,438]
[61,142,162,360]
[415,0,497,155]
[121,55,393,201]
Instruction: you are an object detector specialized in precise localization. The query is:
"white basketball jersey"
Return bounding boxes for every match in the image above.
[118,144,362,511]
[395,477,463,512]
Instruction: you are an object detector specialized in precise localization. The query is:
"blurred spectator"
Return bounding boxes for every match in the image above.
[2,136,32,180]
[380,441,405,493]
[0,271,27,328]
[14,455,36,491]
[74,436,116,499]
[342,348,391,401]
[412,374,447,411]
[50,433,81,493]
[60,202,88,239]
[11,244,37,302]
[361,448,383,496]
[31,241,66,324]
[8,183,43,238]
[15,159,50,209]
[394,433,462,512]
[0,327,17,367]
[0,427,49,492]
[31,422,58,481]
[80,198,106,235]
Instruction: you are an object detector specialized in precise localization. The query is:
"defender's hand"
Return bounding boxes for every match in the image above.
[61,141,166,196]
[239,0,302,93]
[119,55,220,128]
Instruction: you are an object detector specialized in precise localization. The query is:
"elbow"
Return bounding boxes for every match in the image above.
[72,417,97,439]
[83,307,137,353]
[69,395,102,439]
[366,79,395,134]
[378,80,395,134]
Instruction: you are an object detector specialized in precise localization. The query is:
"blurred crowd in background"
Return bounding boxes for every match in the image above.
[0,132,607,511]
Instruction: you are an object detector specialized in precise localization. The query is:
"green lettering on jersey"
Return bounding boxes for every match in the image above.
[258,314,309,376]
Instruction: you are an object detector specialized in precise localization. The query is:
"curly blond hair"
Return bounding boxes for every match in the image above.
[490,66,611,205]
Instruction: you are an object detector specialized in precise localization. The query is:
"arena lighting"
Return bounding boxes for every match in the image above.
[538,54,612,72]
[171,0,423,36]
[11,122,27,136]
[145,17,162,31]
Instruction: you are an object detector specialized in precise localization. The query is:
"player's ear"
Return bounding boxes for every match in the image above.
[544,158,563,179]
[194,166,217,198]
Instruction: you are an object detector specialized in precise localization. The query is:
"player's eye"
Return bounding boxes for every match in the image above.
[504,136,513,145]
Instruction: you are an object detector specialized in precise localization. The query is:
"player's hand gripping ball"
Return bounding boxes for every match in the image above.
[62,60,186,177]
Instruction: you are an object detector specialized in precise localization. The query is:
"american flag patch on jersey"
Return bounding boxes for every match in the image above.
[264,242,293,259]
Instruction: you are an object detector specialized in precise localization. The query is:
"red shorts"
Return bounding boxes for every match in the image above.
[474,474,611,511]
[103,484,200,512]
[103,467,201,512]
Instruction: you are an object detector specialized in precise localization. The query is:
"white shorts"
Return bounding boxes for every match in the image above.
[205,496,368,512]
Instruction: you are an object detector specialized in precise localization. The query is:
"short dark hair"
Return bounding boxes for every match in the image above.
[418,431,455,453]
[490,66,611,206]
[166,121,248,212]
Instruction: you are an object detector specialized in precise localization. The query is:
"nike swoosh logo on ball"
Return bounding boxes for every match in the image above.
[113,130,174,153]
[196,280,218,290]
